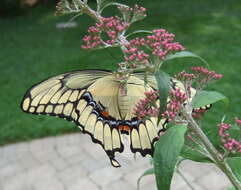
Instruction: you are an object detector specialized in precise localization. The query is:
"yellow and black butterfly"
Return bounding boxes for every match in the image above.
[20,70,209,167]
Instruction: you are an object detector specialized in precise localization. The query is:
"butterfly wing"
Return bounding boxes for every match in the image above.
[76,74,125,167]
[21,70,124,167]
[117,75,164,157]
[21,70,111,118]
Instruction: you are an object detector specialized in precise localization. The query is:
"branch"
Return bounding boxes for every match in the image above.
[184,112,241,190]
[77,0,102,22]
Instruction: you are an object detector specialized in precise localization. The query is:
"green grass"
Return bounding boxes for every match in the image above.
[0,0,241,145]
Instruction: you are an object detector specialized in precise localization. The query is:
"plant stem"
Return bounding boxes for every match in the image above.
[177,168,195,190]
[184,112,241,190]
[77,0,102,22]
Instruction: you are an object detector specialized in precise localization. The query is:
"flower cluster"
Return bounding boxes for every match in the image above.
[191,67,223,80]
[175,71,195,97]
[146,29,184,59]
[124,29,184,68]
[133,87,188,122]
[82,26,102,49]
[81,16,129,49]
[191,67,223,89]
[162,88,187,121]
[133,90,159,119]
[131,4,147,22]
[55,1,73,16]
[218,121,241,153]
[55,1,65,16]
[118,4,147,23]
[176,67,223,93]
[175,71,195,82]
[124,37,149,67]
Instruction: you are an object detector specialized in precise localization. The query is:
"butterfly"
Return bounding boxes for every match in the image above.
[20,70,209,167]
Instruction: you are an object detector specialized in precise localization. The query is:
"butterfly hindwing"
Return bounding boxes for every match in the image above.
[129,117,163,156]
[75,91,124,166]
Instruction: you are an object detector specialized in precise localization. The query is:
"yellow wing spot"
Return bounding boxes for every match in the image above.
[78,90,85,99]
[158,118,167,130]
[131,129,141,149]
[150,117,158,126]
[39,84,62,104]
[112,129,121,149]
[139,124,151,149]
[36,105,45,113]
[30,80,59,98]
[78,106,93,125]
[50,90,63,104]
[58,76,64,79]
[69,90,79,102]
[54,105,64,114]
[58,90,72,104]
[63,103,74,116]
[104,124,112,151]
[76,99,87,114]
[31,90,47,106]
[29,107,35,113]
[85,114,97,133]
[94,121,104,143]
[45,105,53,113]
[71,111,78,121]
[22,98,30,111]
[145,120,158,142]
[111,159,120,167]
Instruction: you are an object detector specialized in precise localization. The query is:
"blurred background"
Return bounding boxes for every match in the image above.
[0,0,241,146]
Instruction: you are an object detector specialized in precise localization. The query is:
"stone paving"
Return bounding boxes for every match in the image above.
[0,133,232,190]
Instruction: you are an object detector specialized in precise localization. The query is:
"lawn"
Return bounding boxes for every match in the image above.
[0,0,241,145]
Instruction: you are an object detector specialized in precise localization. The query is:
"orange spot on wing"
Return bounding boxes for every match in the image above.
[101,111,109,118]
[118,125,130,132]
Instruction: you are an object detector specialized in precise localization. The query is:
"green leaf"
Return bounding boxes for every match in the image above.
[227,157,241,182]
[227,187,236,190]
[153,124,187,190]
[137,168,154,190]
[164,51,208,66]
[154,70,170,123]
[192,90,229,109]
[181,145,213,163]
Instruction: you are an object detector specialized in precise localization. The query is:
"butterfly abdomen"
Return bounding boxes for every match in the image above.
[118,94,131,119]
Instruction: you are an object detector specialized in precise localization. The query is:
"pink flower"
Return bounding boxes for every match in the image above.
[133,87,188,121]
[190,67,223,89]
[175,68,223,92]
[218,120,241,153]
[133,90,159,120]
[124,29,184,68]
[81,16,129,49]
[132,4,147,21]
[161,88,187,122]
